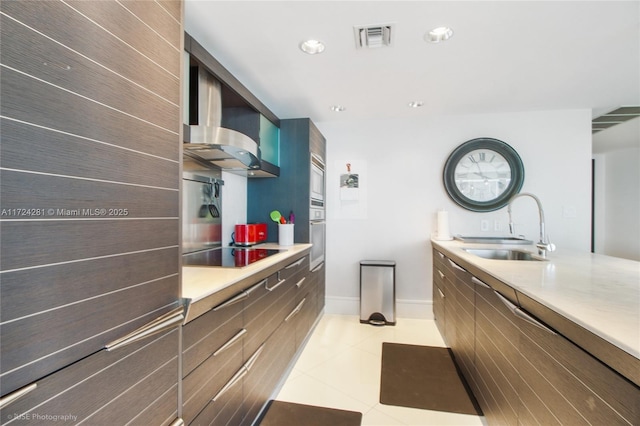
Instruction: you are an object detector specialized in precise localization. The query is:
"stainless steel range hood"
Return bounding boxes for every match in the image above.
[184,67,261,170]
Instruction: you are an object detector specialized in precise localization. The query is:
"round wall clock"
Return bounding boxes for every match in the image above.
[443,138,524,212]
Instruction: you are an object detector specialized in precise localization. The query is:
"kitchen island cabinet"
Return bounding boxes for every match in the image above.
[432,240,640,425]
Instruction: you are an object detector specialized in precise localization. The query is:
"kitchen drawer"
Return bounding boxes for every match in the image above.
[242,318,296,425]
[0,329,179,426]
[244,272,296,357]
[292,293,318,349]
[310,261,326,316]
[518,315,640,425]
[473,278,522,426]
[278,255,308,283]
[182,337,244,425]
[189,372,245,426]
[182,296,244,377]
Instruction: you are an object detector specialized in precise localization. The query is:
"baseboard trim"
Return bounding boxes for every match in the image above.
[325,296,433,320]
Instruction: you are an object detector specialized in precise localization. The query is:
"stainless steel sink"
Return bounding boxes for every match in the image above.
[464,248,546,261]
[455,236,533,245]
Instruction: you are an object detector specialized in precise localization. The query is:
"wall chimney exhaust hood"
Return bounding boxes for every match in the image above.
[184,66,261,171]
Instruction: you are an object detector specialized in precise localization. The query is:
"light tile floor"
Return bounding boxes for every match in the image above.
[275,314,487,426]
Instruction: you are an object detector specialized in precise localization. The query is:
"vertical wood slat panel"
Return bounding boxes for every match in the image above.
[0,0,180,103]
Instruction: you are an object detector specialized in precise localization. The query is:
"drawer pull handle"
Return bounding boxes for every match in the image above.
[245,343,265,371]
[105,306,183,351]
[311,262,325,273]
[437,288,445,299]
[447,258,466,272]
[211,344,265,402]
[246,279,268,295]
[211,365,247,402]
[437,270,445,280]
[286,257,305,269]
[295,277,306,288]
[214,291,249,311]
[170,419,185,426]
[266,278,286,292]
[471,276,491,289]
[494,291,556,335]
[285,298,306,322]
[0,383,37,410]
[213,329,247,357]
[514,308,557,335]
[437,251,444,259]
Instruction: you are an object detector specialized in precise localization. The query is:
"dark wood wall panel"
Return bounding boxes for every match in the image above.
[1,14,178,131]
[1,281,179,396]
[1,220,178,271]
[1,171,178,218]
[1,0,180,103]
[0,119,179,189]
[1,330,179,426]
[158,0,183,22]
[1,68,178,160]
[1,248,178,321]
[65,1,180,77]
[113,0,182,50]
[0,0,182,417]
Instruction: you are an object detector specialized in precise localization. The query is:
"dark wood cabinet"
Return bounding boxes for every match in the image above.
[472,277,522,426]
[0,0,182,421]
[432,248,640,426]
[181,251,319,426]
[1,329,180,426]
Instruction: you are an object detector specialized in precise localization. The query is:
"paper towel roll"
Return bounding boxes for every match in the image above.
[435,210,452,240]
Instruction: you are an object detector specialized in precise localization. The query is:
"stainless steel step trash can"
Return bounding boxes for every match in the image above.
[360,260,396,325]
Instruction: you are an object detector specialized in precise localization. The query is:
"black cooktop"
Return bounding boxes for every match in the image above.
[182,247,282,268]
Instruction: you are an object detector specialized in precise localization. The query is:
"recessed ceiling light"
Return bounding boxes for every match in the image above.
[408,101,424,108]
[299,39,325,55]
[425,27,453,43]
[330,105,346,112]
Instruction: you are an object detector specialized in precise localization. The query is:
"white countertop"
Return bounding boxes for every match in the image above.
[182,243,312,303]
[431,239,640,360]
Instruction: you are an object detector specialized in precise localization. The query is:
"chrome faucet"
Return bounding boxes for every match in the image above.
[507,192,556,257]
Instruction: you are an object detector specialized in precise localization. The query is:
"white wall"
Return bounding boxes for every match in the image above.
[593,148,640,261]
[318,109,592,318]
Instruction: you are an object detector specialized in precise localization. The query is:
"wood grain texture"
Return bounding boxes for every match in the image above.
[1,0,180,103]
[1,119,179,189]
[0,0,182,404]
[1,13,179,132]
[1,329,179,425]
[2,67,179,161]
[1,170,178,219]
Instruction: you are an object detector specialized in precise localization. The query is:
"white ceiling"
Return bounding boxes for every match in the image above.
[184,1,640,151]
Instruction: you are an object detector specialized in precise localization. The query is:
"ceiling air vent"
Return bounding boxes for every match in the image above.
[354,24,394,49]
[592,106,640,133]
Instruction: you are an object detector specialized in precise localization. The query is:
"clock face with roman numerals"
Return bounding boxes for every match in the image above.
[443,138,524,212]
